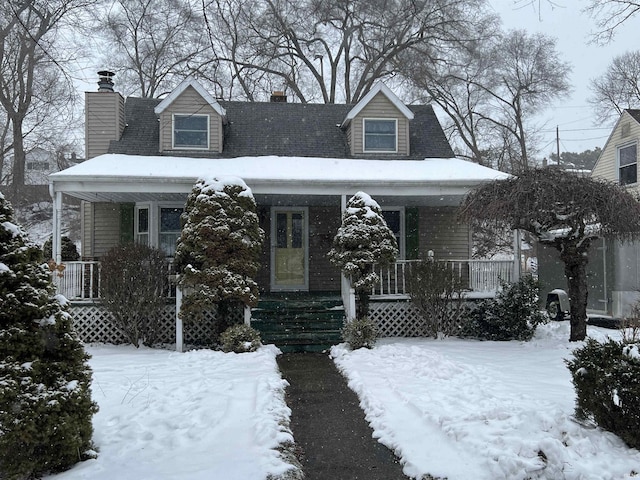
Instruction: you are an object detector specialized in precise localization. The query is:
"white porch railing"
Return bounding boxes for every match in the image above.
[51,259,178,302]
[51,261,101,301]
[370,259,515,298]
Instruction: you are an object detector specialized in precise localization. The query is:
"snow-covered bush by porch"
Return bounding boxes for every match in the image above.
[328,192,398,318]
[0,193,97,479]
[175,176,264,338]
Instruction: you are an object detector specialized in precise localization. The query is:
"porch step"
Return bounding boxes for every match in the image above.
[251,295,344,353]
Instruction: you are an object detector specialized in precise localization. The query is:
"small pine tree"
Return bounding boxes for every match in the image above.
[174,176,265,339]
[0,193,97,479]
[328,192,398,319]
[42,235,80,261]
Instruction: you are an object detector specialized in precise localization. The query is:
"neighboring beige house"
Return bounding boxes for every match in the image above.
[50,73,512,348]
[539,109,640,318]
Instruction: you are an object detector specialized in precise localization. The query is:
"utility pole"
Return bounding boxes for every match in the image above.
[556,126,561,165]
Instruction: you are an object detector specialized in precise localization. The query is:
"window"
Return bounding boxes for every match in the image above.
[381,208,405,259]
[173,114,209,149]
[135,206,149,245]
[26,161,49,171]
[159,207,183,256]
[619,143,637,186]
[364,119,397,152]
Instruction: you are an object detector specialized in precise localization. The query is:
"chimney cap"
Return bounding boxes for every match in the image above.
[97,70,115,92]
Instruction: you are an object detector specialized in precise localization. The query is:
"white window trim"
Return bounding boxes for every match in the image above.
[617,141,638,186]
[382,206,405,260]
[135,203,151,246]
[362,118,398,153]
[172,113,210,150]
[134,201,185,255]
[270,206,309,292]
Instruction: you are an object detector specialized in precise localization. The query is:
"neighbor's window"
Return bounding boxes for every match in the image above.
[619,143,637,186]
[173,114,209,149]
[364,119,397,152]
[159,207,183,256]
[135,206,149,245]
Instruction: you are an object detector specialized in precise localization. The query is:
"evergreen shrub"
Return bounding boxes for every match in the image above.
[42,235,80,261]
[342,317,378,349]
[567,338,640,449]
[220,324,262,353]
[461,274,546,341]
[99,242,168,346]
[0,193,97,479]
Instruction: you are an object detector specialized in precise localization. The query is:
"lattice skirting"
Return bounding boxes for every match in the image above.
[369,300,429,337]
[70,303,242,345]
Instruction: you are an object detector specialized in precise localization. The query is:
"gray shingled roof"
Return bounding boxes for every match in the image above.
[626,109,640,124]
[108,97,455,159]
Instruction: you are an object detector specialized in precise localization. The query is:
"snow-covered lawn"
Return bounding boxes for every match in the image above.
[45,345,295,480]
[332,322,640,480]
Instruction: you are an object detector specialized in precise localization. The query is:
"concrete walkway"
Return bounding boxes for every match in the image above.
[277,353,409,480]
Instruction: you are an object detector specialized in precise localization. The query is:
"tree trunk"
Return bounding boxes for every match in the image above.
[560,247,589,341]
[10,119,24,200]
[356,290,370,320]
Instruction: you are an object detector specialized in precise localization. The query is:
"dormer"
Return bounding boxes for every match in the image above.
[154,77,226,153]
[341,83,414,157]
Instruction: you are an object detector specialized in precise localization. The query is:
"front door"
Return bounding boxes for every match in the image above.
[271,208,308,291]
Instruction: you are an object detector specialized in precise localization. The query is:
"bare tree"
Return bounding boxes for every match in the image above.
[589,50,640,123]
[413,28,571,172]
[0,0,89,200]
[203,0,494,103]
[584,0,640,43]
[97,0,212,98]
[460,167,640,342]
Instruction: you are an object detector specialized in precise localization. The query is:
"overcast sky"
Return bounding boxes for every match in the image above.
[490,0,639,155]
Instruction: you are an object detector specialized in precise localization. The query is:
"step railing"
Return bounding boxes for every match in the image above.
[370,259,515,298]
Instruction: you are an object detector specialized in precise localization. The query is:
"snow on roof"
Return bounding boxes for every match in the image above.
[50,154,509,185]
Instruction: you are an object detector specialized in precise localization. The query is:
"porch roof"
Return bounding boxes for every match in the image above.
[49,153,509,202]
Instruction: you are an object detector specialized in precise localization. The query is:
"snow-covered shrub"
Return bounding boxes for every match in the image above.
[0,193,97,479]
[42,235,79,261]
[567,338,640,449]
[220,324,262,353]
[461,274,546,341]
[328,192,398,319]
[342,317,378,349]
[407,259,468,338]
[99,242,169,347]
[175,176,264,341]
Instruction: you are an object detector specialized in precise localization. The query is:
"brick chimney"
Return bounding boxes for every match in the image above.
[85,71,125,159]
[270,91,287,102]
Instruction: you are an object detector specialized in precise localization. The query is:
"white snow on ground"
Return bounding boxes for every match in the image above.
[332,322,640,480]
[45,344,295,480]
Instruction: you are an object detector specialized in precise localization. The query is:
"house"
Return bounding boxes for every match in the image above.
[538,109,640,319]
[49,73,511,348]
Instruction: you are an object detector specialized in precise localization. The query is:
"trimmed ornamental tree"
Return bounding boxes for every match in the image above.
[0,193,97,479]
[328,191,398,319]
[459,167,640,341]
[174,176,264,339]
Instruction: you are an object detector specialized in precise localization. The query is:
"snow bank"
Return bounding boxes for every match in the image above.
[332,322,640,479]
[46,344,295,480]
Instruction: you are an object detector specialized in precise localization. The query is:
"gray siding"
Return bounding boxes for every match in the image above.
[308,206,341,291]
[349,92,410,156]
[158,86,223,153]
[418,207,471,259]
[82,202,121,258]
[85,92,125,159]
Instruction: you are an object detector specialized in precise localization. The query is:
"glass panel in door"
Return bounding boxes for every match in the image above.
[273,210,307,289]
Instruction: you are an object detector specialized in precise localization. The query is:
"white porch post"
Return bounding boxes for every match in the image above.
[175,283,184,353]
[513,229,521,282]
[50,188,62,264]
[340,193,356,321]
[244,305,251,326]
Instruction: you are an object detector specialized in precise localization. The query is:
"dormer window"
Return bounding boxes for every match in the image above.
[173,114,209,149]
[363,118,397,152]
